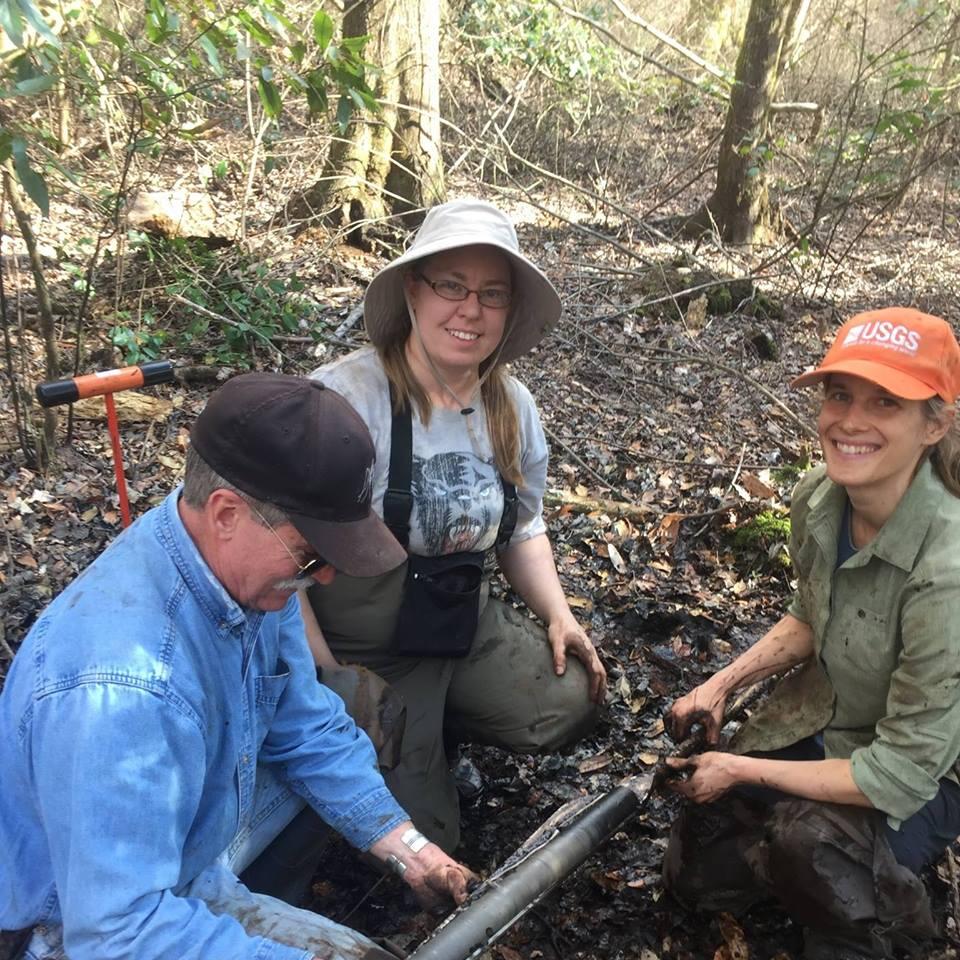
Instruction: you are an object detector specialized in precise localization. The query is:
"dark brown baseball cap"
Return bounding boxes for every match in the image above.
[191,373,406,577]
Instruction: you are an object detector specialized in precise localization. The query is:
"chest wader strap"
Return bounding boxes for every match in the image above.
[382,385,414,549]
[380,384,519,551]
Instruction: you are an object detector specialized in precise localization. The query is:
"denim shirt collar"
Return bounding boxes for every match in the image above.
[805,459,941,573]
[155,488,252,632]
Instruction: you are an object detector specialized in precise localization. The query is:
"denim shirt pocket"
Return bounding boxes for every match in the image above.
[254,659,290,747]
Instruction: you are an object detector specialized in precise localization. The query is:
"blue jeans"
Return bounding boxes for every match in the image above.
[23,768,388,960]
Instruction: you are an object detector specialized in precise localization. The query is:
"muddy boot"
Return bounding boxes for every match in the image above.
[662,794,772,913]
[766,800,936,959]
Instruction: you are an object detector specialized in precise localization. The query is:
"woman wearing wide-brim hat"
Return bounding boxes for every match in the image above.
[302,198,607,853]
[662,307,960,959]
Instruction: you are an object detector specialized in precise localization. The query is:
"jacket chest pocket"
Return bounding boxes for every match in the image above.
[824,603,896,720]
[254,660,290,746]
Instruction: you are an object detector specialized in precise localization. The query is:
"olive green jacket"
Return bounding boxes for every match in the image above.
[782,459,960,827]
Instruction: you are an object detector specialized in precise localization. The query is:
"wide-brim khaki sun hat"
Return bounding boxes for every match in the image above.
[363,198,562,364]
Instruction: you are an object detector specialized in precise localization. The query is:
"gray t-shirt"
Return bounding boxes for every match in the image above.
[311,347,548,556]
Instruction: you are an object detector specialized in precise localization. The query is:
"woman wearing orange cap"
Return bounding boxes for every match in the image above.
[663,308,960,959]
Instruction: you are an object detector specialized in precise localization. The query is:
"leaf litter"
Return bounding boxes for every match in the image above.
[2,198,959,960]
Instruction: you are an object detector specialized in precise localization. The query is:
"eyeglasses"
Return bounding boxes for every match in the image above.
[416,273,512,310]
[248,503,327,581]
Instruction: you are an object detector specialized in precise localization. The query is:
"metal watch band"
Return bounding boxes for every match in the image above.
[385,853,407,876]
[400,827,430,854]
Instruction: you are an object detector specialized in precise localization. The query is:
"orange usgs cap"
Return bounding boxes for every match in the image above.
[790,307,960,402]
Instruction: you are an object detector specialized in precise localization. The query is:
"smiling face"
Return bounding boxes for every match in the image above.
[403,244,512,377]
[817,374,948,502]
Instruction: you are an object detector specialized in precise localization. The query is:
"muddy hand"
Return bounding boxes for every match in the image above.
[664,753,739,804]
[405,845,478,911]
[666,679,726,745]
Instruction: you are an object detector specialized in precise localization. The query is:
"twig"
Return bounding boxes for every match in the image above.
[606,0,733,87]
[240,116,272,241]
[68,101,143,445]
[544,0,728,100]
[167,294,310,347]
[337,873,389,928]
[588,276,768,323]
[692,443,746,538]
[948,848,960,939]
[447,62,538,175]
[0,621,16,663]
[485,162,652,266]
[667,677,773,760]
[0,196,33,462]
[541,422,620,496]
[579,328,817,441]
[334,305,364,340]
[543,488,656,521]
[577,440,783,472]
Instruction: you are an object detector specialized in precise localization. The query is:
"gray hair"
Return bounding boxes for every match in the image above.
[182,445,288,527]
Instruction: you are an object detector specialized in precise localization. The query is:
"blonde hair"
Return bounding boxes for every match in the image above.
[377,260,523,487]
[925,397,960,497]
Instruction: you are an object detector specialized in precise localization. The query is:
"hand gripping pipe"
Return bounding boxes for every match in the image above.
[409,773,653,960]
[36,361,176,528]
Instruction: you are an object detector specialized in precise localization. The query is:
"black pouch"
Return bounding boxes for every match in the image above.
[382,389,515,659]
[391,551,484,657]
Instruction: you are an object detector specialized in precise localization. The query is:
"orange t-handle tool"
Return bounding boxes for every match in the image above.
[36,361,176,528]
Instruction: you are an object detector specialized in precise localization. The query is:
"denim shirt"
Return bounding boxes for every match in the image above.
[0,490,407,960]
[788,460,960,826]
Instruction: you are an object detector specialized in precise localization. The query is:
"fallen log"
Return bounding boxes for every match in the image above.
[543,488,655,521]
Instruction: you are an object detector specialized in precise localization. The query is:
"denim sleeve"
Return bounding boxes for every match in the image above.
[30,684,309,960]
[851,571,960,825]
[259,600,408,850]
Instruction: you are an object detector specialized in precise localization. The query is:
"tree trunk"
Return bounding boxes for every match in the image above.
[284,0,444,238]
[696,0,804,244]
[2,163,58,460]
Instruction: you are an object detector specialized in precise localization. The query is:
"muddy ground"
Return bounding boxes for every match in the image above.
[4,191,960,959]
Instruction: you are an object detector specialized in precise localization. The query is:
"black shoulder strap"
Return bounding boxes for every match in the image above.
[382,385,413,549]
[382,383,520,552]
[497,477,518,548]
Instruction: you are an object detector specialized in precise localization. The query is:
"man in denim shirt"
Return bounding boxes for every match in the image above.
[0,374,474,960]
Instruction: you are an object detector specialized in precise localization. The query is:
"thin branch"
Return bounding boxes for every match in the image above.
[541,421,620,496]
[576,327,817,441]
[606,0,733,87]
[948,848,960,941]
[0,194,33,462]
[543,0,728,101]
[693,443,747,537]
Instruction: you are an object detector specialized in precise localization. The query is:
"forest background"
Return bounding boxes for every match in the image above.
[2,0,960,957]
